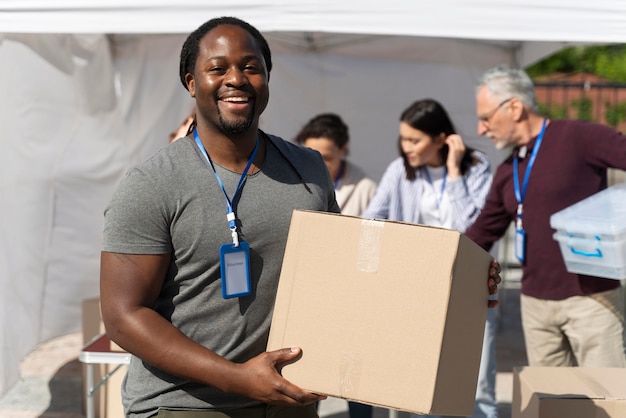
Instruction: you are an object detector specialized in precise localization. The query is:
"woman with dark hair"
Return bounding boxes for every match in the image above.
[363,98,498,418]
[363,98,491,231]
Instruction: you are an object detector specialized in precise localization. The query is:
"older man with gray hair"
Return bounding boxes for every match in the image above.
[466,65,626,368]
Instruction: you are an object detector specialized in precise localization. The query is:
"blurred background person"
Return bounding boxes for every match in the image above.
[168,107,196,143]
[362,98,497,418]
[295,113,377,217]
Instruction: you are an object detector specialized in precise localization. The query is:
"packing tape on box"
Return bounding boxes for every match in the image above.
[357,219,384,273]
[338,352,363,397]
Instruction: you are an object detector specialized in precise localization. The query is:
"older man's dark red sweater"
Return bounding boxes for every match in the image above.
[466,119,626,299]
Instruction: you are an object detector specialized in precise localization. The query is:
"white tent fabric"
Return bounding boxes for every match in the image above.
[3,1,626,41]
[0,33,192,396]
[1,1,624,397]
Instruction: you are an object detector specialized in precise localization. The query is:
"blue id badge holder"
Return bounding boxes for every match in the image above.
[515,228,526,263]
[219,241,251,299]
[514,204,526,263]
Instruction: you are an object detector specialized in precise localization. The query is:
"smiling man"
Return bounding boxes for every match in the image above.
[99,17,339,418]
[99,17,502,418]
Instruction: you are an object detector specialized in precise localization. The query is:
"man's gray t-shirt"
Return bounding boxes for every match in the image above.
[102,133,339,417]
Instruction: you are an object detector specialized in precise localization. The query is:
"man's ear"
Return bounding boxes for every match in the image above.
[185,74,196,97]
[511,98,526,122]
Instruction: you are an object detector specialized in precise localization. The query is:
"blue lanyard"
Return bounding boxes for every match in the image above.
[422,166,447,209]
[513,119,547,206]
[513,119,547,229]
[193,129,259,246]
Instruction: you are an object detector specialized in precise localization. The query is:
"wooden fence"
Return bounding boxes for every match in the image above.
[534,79,626,185]
[534,80,626,132]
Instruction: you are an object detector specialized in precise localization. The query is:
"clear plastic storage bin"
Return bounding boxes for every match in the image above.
[550,183,626,280]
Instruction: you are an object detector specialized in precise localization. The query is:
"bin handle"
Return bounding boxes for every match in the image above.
[567,234,603,258]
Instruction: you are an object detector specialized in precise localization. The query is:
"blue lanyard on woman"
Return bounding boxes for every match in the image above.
[193,129,259,247]
[512,118,547,262]
[422,166,447,209]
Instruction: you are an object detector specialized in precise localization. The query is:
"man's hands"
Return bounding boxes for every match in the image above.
[488,259,502,308]
[228,347,326,406]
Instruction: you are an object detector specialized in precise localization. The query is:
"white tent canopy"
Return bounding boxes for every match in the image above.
[1,1,624,397]
[3,1,626,41]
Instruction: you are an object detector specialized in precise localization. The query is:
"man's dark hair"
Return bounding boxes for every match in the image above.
[294,113,350,149]
[179,16,273,90]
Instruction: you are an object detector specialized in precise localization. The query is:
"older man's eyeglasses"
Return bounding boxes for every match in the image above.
[478,98,513,125]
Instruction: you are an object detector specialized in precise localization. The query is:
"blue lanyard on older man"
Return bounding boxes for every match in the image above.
[512,118,547,262]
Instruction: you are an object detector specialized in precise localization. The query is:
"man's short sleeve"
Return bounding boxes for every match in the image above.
[102,168,172,255]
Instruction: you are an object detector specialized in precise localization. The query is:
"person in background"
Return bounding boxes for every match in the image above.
[294,113,377,217]
[168,107,196,143]
[362,98,498,418]
[100,16,337,418]
[466,65,626,368]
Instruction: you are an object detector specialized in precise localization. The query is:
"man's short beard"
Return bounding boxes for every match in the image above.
[219,113,253,134]
[494,139,507,150]
[490,135,510,150]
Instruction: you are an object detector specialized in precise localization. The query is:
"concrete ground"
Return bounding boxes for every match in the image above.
[0,270,526,418]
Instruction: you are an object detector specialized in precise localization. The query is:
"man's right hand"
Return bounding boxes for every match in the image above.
[228,347,327,406]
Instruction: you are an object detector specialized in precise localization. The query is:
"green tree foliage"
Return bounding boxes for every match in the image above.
[538,102,568,119]
[527,44,626,82]
[528,44,626,126]
[570,97,593,121]
[605,101,626,128]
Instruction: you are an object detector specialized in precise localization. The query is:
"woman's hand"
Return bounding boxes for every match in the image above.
[445,134,466,180]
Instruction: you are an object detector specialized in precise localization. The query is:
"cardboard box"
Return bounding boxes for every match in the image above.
[82,298,126,418]
[267,210,492,415]
[513,367,626,418]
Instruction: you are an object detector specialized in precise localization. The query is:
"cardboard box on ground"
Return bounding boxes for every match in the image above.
[513,367,626,418]
[267,210,493,416]
[82,298,126,418]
